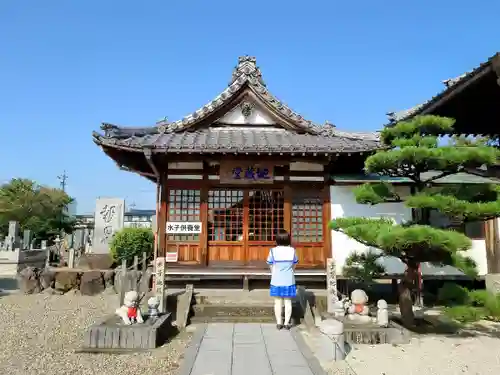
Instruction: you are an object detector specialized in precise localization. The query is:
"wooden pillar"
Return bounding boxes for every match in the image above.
[283,165,292,235]
[323,176,332,263]
[200,162,209,266]
[158,173,168,258]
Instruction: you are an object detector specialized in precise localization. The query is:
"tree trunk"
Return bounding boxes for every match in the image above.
[398,262,418,326]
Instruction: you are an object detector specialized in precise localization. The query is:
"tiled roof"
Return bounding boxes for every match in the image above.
[93,56,381,154]
[94,126,380,154]
[386,52,499,123]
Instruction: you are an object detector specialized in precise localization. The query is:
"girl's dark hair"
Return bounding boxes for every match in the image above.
[275,230,291,246]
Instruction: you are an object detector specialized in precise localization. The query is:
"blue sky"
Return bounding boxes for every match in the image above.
[1,1,498,214]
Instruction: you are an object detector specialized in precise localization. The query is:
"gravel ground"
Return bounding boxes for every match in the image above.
[301,323,500,375]
[0,293,192,375]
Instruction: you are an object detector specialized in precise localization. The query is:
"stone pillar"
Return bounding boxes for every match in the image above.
[22,230,31,250]
[327,258,345,317]
[92,198,125,254]
[318,319,345,361]
[7,221,20,250]
[68,248,75,268]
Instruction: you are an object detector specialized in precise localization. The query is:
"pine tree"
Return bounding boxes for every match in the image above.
[329,115,500,326]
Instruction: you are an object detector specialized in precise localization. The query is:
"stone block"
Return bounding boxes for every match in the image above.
[17,266,41,294]
[80,271,105,295]
[176,284,194,329]
[76,254,115,270]
[103,270,115,288]
[39,268,55,290]
[114,269,142,294]
[138,268,153,294]
[54,271,79,293]
[81,313,172,352]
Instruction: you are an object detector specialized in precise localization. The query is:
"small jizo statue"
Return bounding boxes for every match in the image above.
[116,291,144,325]
[147,296,160,320]
[346,289,371,323]
[376,299,389,327]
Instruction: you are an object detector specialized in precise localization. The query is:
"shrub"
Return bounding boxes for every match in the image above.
[469,290,500,321]
[468,290,492,307]
[444,305,486,324]
[110,227,154,264]
[437,283,470,306]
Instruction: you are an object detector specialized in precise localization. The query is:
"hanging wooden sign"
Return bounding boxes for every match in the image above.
[219,161,274,184]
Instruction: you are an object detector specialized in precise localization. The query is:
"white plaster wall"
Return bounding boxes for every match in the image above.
[218,101,274,125]
[330,185,489,277]
[330,185,411,275]
[466,240,488,276]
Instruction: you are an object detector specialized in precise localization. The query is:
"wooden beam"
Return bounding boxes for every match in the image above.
[158,173,168,257]
[283,165,292,234]
[200,162,209,266]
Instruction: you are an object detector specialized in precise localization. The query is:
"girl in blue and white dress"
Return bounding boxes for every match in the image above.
[266,230,298,330]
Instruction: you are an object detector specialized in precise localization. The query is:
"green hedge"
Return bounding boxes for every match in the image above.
[110,227,154,264]
[438,283,500,323]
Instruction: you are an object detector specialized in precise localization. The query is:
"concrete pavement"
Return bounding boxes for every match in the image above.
[179,323,325,375]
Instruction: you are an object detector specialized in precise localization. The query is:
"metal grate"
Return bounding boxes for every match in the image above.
[292,191,323,243]
[167,189,201,241]
[248,189,284,241]
[208,190,244,241]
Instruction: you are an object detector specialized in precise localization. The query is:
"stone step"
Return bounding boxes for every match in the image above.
[190,315,277,323]
[193,304,275,317]
[190,303,302,325]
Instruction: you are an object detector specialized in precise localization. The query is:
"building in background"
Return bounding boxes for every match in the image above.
[75,209,155,229]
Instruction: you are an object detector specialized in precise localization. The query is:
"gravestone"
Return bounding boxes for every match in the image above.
[7,221,20,250]
[92,198,125,254]
[73,228,85,250]
[22,230,31,250]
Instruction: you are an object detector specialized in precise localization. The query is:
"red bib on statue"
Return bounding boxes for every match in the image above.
[127,307,138,318]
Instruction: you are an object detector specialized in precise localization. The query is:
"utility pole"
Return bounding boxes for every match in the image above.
[57,170,68,192]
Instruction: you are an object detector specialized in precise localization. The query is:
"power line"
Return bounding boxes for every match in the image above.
[57,170,68,192]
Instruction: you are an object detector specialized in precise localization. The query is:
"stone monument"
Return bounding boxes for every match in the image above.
[92,198,125,254]
[7,221,20,250]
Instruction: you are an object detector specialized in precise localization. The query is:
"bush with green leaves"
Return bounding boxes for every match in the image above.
[343,250,386,283]
[439,285,500,323]
[110,227,154,264]
[443,305,487,324]
[437,283,470,306]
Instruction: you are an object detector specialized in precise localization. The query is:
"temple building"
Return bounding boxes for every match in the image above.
[92,56,382,277]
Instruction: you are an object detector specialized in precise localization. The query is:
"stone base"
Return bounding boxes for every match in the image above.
[80,313,172,352]
[344,320,410,345]
[485,273,500,295]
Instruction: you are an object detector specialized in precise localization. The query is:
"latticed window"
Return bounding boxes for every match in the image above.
[168,189,201,241]
[248,189,284,241]
[292,191,323,243]
[208,190,244,241]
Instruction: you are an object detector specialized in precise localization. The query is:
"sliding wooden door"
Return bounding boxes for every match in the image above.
[207,189,245,266]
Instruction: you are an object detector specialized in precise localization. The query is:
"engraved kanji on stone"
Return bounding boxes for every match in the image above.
[100,226,113,243]
[100,204,117,223]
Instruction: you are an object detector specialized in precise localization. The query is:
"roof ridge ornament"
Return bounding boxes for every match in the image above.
[230,55,266,87]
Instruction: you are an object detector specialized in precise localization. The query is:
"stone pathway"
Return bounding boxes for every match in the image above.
[179,323,325,375]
